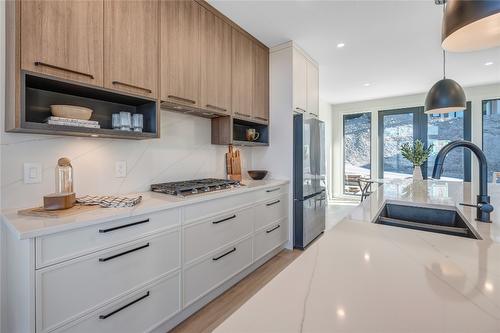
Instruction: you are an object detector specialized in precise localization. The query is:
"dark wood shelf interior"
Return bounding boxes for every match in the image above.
[21,72,158,139]
[233,118,269,145]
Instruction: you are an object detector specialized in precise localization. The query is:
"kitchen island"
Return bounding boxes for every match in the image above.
[215,180,500,333]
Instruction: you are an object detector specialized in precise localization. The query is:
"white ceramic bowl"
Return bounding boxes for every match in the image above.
[50,105,93,120]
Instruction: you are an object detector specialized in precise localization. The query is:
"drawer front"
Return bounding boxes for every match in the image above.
[183,207,254,264]
[36,208,181,268]
[256,184,288,199]
[37,229,180,333]
[183,191,258,223]
[53,272,181,333]
[254,193,288,231]
[183,236,253,307]
[253,218,288,261]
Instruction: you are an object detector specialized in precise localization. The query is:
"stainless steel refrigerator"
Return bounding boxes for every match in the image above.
[293,113,326,249]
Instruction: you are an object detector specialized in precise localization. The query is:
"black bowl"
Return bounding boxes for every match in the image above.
[248,170,268,180]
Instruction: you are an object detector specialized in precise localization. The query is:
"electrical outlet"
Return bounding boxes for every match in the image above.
[115,161,127,178]
[24,162,42,184]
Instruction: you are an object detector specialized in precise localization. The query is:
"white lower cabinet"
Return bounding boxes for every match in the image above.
[2,183,290,333]
[183,236,253,307]
[36,229,180,332]
[53,272,181,333]
[253,217,288,261]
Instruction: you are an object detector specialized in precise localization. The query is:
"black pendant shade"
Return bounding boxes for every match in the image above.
[425,78,466,114]
[442,0,500,52]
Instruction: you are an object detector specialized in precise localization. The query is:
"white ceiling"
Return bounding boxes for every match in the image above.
[209,0,500,105]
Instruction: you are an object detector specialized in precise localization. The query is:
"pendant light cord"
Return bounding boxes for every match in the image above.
[442,2,446,79]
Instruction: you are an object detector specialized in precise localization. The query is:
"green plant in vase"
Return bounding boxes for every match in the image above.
[400,139,433,180]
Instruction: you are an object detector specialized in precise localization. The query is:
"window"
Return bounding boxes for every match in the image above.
[343,112,371,195]
[378,105,471,180]
[482,99,500,182]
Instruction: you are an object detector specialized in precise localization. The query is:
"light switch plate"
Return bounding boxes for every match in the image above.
[24,162,42,184]
[115,161,127,178]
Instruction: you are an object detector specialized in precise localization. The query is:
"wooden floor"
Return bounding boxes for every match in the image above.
[170,249,302,333]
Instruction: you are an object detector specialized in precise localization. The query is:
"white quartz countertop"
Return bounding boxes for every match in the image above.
[0,179,289,240]
[215,180,500,333]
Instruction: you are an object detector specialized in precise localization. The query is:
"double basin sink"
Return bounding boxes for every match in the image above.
[374,202,479,240]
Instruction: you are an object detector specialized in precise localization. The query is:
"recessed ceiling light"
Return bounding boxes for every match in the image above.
[336,42,345,48]
[363,82,371,87]
[485,61,494,66]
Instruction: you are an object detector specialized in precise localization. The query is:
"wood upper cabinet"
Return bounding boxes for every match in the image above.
[104,0,158,98]
[200,7,232,114]
[253,44,269,122]
[161,1,201,106]
[20,0,104,86]
[306,61,319,117]
[293,49,308,113]
[231,29,254,119]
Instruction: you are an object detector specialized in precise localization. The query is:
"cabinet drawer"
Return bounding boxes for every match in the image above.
[256,184,288,199]
[253,218,288,261]
[183,207,253,264]
[36,230,180,333]
[183,236,253,307]
[53,272,181,333]
[36,208,180,268]
[184,191,257,223]
[254,193,288,231]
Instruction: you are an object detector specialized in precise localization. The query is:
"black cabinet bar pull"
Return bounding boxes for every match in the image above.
[266,200,281,206]
[206,104,227,112]
[99,243,149,262]
[168,95,196,104]
[99,219,149,233]
[212,214,236,224]
[266,224,280,233]
[34,61,94,79]
[266,188,280,193]
[112,80,152,93]
[212,247,236,261]
[295,107,307,113]
[99,291,150,320]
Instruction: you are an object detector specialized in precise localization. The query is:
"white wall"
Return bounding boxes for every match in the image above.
[330,83,500,199]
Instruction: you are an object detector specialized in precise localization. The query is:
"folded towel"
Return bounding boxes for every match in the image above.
[76,195,142,208]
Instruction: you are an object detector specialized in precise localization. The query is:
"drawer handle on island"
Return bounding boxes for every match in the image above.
[168,95,196,104]
[266,200,281,207]
[206,104,227,112]
[98,243,150,262]
[112,81,152,94]
[99,291,150,320]
[34,61,94,79]
[212,214,237,224]
[266,188,280,193]
[266,224,280,234]
[212,247,236,261]
[99,218,150,233]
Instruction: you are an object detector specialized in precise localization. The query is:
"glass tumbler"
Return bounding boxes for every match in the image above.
[112,113,121,130]
[119,112,132,131]
[132,114,144,132]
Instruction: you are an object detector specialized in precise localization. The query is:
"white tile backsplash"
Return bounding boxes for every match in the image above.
[0,111,253,209]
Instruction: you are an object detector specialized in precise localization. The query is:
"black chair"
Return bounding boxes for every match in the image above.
[357,178,374,202]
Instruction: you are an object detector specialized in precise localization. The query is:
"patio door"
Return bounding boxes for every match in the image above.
[378,107,425,179]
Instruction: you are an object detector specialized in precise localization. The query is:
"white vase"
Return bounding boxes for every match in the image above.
[413,165,423,180]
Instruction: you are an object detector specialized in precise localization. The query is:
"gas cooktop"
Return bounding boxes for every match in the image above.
[150,178,242,196]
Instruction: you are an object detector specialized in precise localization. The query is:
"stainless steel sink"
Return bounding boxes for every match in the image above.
[374,202,478,239]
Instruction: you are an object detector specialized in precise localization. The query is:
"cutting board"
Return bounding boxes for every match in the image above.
[18,204,99,218]
[226,145,242,181]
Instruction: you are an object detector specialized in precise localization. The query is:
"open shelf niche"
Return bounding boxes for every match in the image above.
[211,116,269,146]
[17,72,159,139]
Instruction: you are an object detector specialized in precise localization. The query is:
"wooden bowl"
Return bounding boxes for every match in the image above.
[248,170,268,180]
[50,105,93,120]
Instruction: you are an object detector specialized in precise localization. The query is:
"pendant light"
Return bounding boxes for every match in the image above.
[425,2,466,115]
[442,0,500,52]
